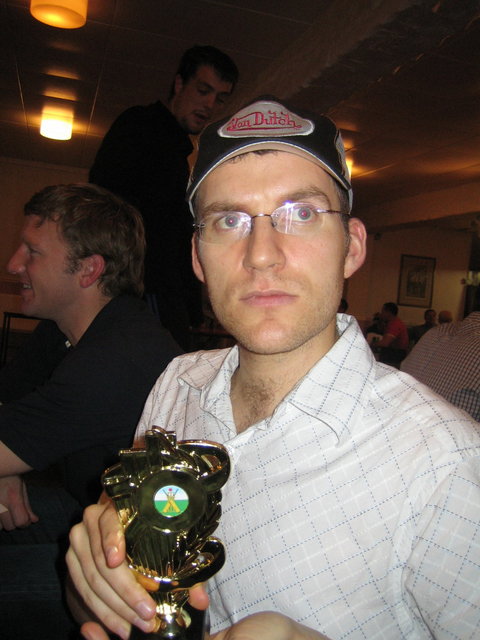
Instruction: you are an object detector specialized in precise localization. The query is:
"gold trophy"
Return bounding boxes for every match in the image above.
[102,427,230,639]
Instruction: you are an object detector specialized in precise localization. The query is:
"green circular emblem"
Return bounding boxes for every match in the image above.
[153,485,189,518]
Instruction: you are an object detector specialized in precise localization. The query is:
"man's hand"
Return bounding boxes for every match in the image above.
[76,608,331,640]
[0,474,38,530]
[76,584,209,640]
[210,612,331,640]
[66,497,159,640]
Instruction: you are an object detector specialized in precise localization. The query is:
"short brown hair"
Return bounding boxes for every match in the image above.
[24,183,145,297]
[169,45,239,100]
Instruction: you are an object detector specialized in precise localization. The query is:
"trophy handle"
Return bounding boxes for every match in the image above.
[179,441,230,492]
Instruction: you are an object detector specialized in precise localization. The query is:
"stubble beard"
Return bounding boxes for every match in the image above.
[207,274,344,357]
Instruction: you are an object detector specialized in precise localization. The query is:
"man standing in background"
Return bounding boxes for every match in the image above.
[89,45,239,350]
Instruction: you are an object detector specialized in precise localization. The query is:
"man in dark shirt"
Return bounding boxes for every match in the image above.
[89,45,239,349]
[0,183,181,638]
[408,308,437,345]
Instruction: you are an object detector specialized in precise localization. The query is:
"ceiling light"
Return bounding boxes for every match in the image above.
[30,0,88,29]
[40,110,73,140]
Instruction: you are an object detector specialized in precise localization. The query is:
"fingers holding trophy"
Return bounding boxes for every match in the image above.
[102,427,230,639]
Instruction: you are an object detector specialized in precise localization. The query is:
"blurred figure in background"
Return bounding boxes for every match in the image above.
[375,302,409,368]
[408,308,436,345]
[438,309,453,324]
[90,45,239,350]
[402,306,480,421]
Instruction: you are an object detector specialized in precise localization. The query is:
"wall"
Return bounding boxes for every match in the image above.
[347,225,471,328]
[0,156,87,318]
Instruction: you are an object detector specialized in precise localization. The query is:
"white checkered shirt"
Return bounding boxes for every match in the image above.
[402,312,480,421]
[135,315,480,639]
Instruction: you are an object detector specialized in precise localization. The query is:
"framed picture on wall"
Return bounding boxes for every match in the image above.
[397,254,435,307]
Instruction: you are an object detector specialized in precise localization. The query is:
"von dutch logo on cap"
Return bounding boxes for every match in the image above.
[218,99,314,139]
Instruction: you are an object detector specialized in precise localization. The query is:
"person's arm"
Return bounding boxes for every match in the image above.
[66,496,158,640]
[375,332,395,348]
[405,456,480,636]
[0,320,66,403]
[0,474,38,530]
[0,441,32,476]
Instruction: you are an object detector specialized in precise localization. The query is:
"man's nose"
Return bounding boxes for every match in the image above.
[242,217,285,271]
[203,92,219,112]
[7,247,26,275]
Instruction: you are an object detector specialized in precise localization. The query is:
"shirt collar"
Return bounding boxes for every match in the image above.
[178,316,376,445]
[286,315,377,445]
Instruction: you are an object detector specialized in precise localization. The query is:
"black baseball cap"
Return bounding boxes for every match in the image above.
[187,96,352,214]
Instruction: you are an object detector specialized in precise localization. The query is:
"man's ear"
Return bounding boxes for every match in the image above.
[192,236,205,284]
[174,73,184,97]
[344,217,367,279]
[78,254,105,289]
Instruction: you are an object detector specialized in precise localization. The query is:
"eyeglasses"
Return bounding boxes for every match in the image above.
[194,202,344,245]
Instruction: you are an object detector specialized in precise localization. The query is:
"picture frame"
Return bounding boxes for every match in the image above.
[397,254,435,308]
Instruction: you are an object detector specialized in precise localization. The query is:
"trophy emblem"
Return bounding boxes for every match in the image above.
[102,427,230,639]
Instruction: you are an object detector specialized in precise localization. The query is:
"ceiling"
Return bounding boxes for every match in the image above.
[1,0,479,262]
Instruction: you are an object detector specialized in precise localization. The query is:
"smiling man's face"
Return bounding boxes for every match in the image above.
[171,64,233,135]
[7,215,81,322]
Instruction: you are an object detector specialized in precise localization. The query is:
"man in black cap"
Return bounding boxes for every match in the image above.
[67,98,480,640]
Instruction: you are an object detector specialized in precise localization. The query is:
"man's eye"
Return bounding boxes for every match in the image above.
[291,205,316,222]
[216,213,243,230]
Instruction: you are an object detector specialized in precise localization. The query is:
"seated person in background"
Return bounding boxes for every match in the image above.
[438,309,453,324]
[0,183,181,638]
[66,97,480,640]
[364,310,384,345]
[408,308,436,345]
[375,301,409,367]
[402,306,480,421]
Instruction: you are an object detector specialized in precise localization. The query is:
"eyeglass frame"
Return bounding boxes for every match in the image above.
[193,201,349,245]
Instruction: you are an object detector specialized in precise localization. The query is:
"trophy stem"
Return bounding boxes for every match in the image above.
[128,605,208,640]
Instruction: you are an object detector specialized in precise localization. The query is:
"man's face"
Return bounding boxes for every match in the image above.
[425,310,436,325]
[7,215,81,322]
[192,152,366,359]
[171,64,233,135]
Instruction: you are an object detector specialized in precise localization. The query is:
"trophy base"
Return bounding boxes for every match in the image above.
[129,605,208,640]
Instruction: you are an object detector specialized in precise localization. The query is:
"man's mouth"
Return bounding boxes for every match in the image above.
[241,290,295,307]
[193,111,208,122]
